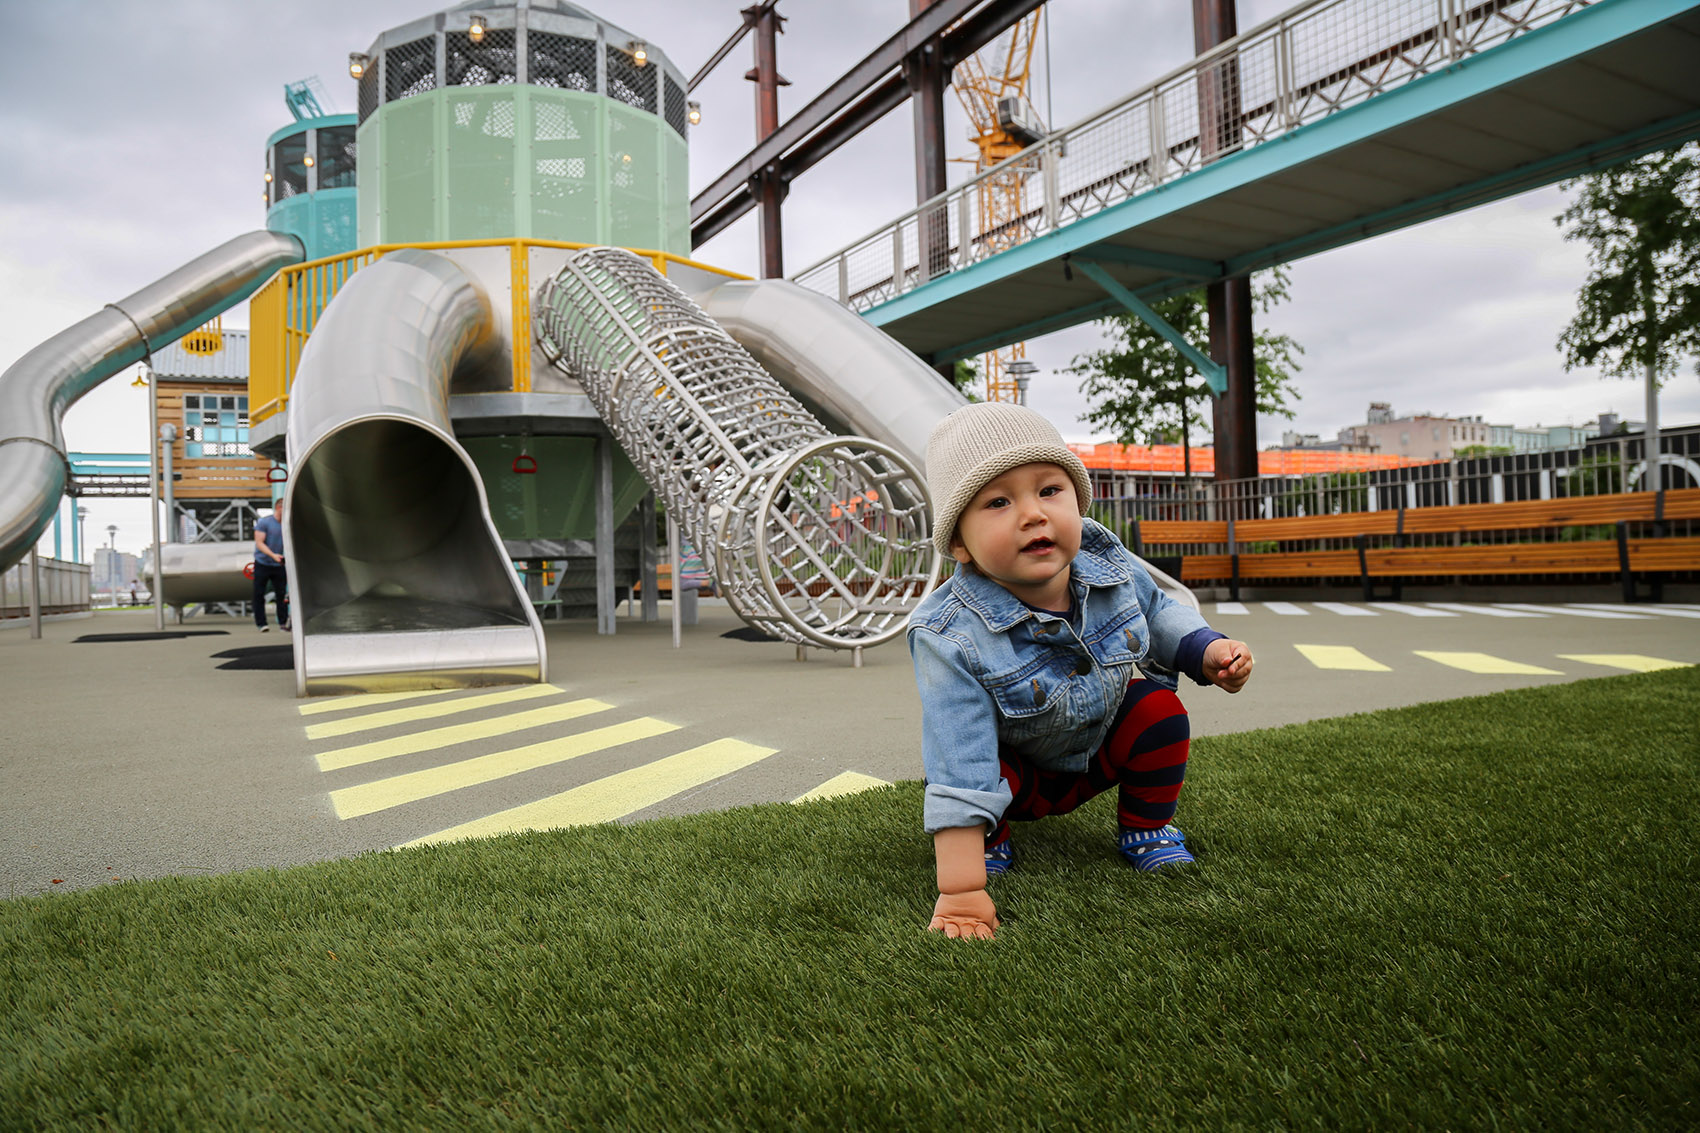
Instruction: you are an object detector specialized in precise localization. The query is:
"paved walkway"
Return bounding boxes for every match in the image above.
[4,598,1694,899]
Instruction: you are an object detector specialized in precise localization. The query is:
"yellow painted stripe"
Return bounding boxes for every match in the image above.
[792,771,890,804]
[1557,654,1692,673]
[305,684,561,740]
[316,698,614,772]
[1294,644,1391,672]
[403,738,776,846]
[1414,651,1562,676]
[297,689,458,716]
[332,717,678,820]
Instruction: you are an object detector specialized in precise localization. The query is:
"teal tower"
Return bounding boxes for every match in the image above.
[351,0,691,252]
[265,111,359,261]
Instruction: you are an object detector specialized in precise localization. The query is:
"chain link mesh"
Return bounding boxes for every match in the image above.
[534,248,938,648]
[606,45,656,113]
[385,35,437,103]
[530,32,596,91]
[663,72,688,138]
[446,29,519,86]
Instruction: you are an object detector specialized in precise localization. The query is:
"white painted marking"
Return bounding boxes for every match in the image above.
[1213,602,1250,615]
[1368,603,1458,617]
[1493,604,1652,620]
[1566,604,1700,620]
[1262,602,1308,615]
[1313,602,1378,616]
[1425,603,1546,618]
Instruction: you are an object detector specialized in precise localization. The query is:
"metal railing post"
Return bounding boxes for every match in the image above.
[892,225,905,296]
[837,254,848,304]
[957,190,973,269]
[1042,139,1060,231]
[1147,93,1167,185]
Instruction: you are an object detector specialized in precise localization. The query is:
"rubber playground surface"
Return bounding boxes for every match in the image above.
[3,595,1696,899]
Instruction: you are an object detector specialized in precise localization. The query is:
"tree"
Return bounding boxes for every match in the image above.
[1556,142,1700,490]
[1068,268,1303,478]
[949,358,983,402]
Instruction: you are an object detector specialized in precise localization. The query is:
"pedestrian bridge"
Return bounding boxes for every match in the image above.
[791,0,1700,366]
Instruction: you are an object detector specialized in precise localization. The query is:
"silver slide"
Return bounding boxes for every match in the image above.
[283,248,546,696]
[698,278,1200,611]
[0,231,305,574]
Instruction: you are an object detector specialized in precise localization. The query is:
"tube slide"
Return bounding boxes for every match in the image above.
[698,278,1200,611]
[283,248,546,696]
[0,231,305,573]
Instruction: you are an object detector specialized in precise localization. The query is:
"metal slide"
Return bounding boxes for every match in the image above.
[0,231,305,574]
[697,277,1201,611]
[534,248,939,651]
[282,248,546,696]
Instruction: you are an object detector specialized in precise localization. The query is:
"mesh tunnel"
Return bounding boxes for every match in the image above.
[534,247,938,649]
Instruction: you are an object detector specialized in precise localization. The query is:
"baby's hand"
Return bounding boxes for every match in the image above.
[929,890,999,939]
[1204,638,1253,693]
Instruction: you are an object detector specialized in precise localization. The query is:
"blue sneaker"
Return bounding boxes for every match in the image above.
[1117,824,1195,871]
[984,837,1014,877]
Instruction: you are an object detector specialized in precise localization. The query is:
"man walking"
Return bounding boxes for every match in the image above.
[253,500,290,632]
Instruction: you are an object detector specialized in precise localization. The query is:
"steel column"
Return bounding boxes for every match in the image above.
[908,0,950,281]
[1194,0,1259,484]
[748,3,789,279]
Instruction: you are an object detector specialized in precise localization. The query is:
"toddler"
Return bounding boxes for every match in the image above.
[908,403,1253,939]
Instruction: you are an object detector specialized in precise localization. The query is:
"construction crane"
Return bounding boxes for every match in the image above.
[952,10,1045,403]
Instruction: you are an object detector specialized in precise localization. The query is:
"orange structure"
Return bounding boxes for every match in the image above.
[1069,443,1435,478]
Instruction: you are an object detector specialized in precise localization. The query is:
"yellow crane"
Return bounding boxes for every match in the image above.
[952,10,1045,403]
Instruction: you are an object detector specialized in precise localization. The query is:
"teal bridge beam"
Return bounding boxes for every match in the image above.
[1071,259,1227,396]
[790,0,1700,367]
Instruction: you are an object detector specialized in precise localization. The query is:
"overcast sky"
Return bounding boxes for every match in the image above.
[4,0,1695,558]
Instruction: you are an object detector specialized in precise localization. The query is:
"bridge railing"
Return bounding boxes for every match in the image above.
[793,0,1596,312]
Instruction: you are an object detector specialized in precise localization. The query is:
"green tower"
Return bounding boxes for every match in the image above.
[351,0,690,253]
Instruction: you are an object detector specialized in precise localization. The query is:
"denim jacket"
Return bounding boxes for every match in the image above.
[907,519,1215,834]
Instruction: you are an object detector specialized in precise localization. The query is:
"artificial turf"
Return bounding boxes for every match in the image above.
[2,667,1696,1129]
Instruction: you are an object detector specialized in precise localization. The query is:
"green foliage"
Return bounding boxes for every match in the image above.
[950,358,983,401]
[1557,142,1700,385]
[1069,268,1303,446]
[1,670,1695,1127]
[1454,444,1515,459]
[1273,470,1370,516]
[1566,450,1624,496]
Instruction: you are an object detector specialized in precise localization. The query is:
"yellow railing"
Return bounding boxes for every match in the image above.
[248,239,748,427]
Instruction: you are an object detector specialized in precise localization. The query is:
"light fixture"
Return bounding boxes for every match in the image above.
[264,171,273,182]
[348,52,370,80]
[468,12,487,43]
[629,40,647,66]
[687,100,701,126]
[620,152,632,166]
[302,153,314,167]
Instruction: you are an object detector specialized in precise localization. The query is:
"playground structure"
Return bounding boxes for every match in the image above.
[5,0,1697,667]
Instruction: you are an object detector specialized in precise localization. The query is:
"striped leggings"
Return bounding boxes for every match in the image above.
[986,679,1190,846]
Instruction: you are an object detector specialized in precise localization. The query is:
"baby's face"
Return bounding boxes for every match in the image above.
[950,462,1081,607]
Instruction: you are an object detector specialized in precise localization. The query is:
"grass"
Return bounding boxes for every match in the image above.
[3,668,1697,1130]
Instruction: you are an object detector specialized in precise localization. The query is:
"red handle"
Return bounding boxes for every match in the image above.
[512,455,538,474]
[267,467,288,483]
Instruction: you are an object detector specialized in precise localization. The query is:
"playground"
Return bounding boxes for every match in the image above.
[2,0,1698,1125]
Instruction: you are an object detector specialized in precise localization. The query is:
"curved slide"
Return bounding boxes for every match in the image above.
[698,277,1200,612]
[283,248,546,696]
[0,231,305,574]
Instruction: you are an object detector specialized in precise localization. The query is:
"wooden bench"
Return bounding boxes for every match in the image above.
[1127,487,1700,600]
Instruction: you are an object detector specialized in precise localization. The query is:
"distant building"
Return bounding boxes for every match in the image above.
[1336,405,1495,461]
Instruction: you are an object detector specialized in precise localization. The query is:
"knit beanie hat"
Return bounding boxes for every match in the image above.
[925,402,1093,557]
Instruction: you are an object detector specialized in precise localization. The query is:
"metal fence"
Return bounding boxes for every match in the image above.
[1,557,92,621]
[794,0,1595,308]
[1088,427,1700,574]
